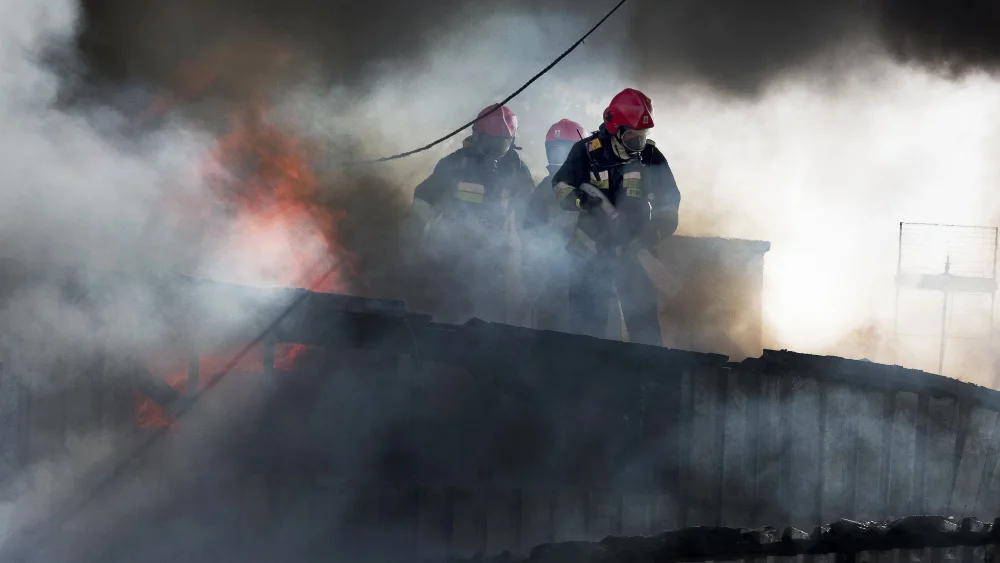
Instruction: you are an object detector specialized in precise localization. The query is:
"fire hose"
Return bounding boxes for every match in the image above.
[575,182,680,296]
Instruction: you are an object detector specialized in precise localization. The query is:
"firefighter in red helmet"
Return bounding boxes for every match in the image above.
[549,88,681,345]
[403,103,535,325]
[516,119,590,331]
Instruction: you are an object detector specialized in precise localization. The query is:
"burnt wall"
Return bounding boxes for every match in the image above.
[0,266,995,563]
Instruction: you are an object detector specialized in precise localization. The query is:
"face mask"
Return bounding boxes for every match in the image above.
[478,135,513,159]
[619,127,649,153]
[545,141,574,166]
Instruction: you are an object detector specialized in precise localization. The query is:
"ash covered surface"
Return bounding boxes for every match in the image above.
[449,516,997,563]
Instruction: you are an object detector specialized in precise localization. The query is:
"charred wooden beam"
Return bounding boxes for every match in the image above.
[446,516,1000,563]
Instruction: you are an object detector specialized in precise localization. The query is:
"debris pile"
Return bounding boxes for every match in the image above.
[450,517,998,563]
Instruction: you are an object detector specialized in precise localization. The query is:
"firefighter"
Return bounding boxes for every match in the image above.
[402,103,535,325]
[549,88,681,345]
[516,119,590,331]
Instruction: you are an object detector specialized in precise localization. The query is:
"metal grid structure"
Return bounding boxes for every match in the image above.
[894,223,998,376]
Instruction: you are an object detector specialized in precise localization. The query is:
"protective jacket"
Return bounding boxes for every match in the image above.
[552,124,680,254]
[412,137,534,235]
[405,137,534,325]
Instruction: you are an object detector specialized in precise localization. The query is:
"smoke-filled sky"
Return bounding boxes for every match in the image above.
[4,0,1000,557]
[3,0,1000,379]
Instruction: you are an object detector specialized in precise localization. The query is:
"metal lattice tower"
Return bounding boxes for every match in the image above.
[894,222,998,377]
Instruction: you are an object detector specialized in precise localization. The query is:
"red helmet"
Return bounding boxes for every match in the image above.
[545,119,588,143]
[603,88,653,134]
[472,104,518,137]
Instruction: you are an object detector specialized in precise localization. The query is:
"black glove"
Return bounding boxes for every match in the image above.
[653,206,679,237]
[640,207,678,247]
[577,191,599,211]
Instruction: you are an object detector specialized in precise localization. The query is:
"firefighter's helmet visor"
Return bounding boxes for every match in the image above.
[478,135,513,159]
[620,127,649,152]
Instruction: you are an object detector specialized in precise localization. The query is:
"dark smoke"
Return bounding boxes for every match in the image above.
[631,0,1000,96]
[632,0,870,96]
[72,0,613,97]
[73,0,1000,99]
[878,0,1000,75]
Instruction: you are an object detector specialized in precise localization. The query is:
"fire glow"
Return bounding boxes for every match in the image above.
[201,102,350,294]
[135,50,353,428]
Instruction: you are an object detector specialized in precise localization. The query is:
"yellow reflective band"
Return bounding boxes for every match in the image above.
[455,191,484,203]
[589,138,602,151]
[626,187,642,197]
[457,182,485,194]
[455,181,486,203]
[623,171,641,179]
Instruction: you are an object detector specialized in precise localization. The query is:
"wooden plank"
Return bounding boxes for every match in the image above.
[517,488,552,555]
[451,487,487,557]
[585,492,620,540]
[913,395,929,514]
[923,396,960,515]
[744,371,763,528]
[855,390,886,521]
[377,484,419,560]
[721,370,753,527]
[415,486,452,562]
[651,494,675,535]
[888,392,919,518]
[676,365,694,527]
[686,367,725,526]
[640,362,683,504]
[948,406,998,516]
[486,488,520,555]
[621,493,653,537]
[786,375,822,529]
[821,385,857,523]
[551,488,585,542]
[981,433,1000,517]
[754,373,784,526]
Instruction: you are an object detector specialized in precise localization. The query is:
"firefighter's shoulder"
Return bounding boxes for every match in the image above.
[433,146,471,170]
[642,141,668,163]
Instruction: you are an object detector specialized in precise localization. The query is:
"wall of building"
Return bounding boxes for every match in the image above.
[0,270,995,563]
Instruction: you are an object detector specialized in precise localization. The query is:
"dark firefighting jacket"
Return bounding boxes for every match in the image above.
[412,137,535,235]
[520,165,563,232]
[551,124,681,254]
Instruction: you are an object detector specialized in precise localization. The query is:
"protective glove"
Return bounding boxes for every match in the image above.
[638,220,661,249]
[639,206,678,248]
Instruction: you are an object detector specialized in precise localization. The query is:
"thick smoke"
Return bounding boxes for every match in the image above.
[5,0,1000,558]
[70,0,1000,98]
[632,0,1000,96]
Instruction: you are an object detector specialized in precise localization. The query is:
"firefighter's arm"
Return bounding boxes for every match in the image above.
[509,161,538,230]
[413,158,455,208]
[640,151,682,246]
[550,142,592,211]
[405,158,454,241]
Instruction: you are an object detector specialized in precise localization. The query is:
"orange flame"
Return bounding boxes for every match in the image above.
[135,49,349,429]
[201,102,351,293]
[134,342,311,429]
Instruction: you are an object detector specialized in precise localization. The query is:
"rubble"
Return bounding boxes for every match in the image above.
[446,517,999,563]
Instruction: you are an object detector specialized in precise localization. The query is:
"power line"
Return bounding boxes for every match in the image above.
[4,0,630,558]
[355,0,629,164]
